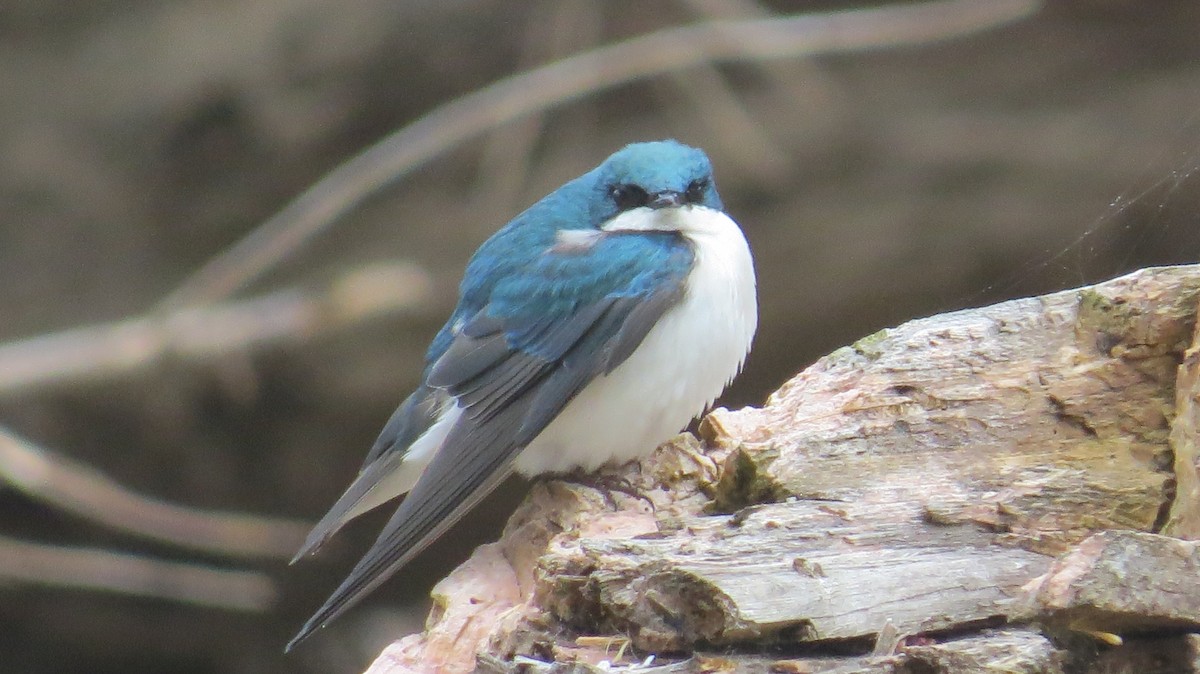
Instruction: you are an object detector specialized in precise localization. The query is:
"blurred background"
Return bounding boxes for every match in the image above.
[2,0,1200,672]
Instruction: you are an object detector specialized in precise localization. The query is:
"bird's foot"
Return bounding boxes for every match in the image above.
[566,468,656,512]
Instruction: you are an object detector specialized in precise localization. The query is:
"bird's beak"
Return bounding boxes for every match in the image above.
[649,190,684,209]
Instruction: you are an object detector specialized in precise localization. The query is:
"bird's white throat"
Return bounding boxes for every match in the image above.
[601,203,732,237]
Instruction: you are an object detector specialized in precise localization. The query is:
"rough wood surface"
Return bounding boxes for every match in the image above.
[705,265,1199,554]
[1166,301,1200,538]
[536,498,1050,650]
[897,629,1066,674]
[363,265,1200,674]
[1027,530,1200,633]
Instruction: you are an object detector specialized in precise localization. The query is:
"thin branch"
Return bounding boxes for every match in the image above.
[0,424,309,560]
[156,0,1041,310]
[657,66,792,179]
[0,535,275,611]
[0,261,431,396]
[474,0,591,209]
[674,0,844,155]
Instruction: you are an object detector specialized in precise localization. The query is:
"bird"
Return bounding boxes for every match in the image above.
[286,139,757,651]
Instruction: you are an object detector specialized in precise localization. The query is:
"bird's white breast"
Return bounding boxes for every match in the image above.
[514,205,757,474]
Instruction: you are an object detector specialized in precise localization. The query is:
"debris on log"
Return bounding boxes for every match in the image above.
[363,265,1200,674]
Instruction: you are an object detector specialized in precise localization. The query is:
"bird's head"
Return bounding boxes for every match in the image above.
[587,140,723,230]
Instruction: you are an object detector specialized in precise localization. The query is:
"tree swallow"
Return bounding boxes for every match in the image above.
[287,139,757,650]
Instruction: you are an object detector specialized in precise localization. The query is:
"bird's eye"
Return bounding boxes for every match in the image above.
[684,178,708,204]
[609,183,650,211]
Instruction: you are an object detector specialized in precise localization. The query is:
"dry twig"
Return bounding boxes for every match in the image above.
[0,535,275,611]
[0,262,431,396]
[0,424,309,560]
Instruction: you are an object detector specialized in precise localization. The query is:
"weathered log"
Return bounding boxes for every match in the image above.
[364,265,1200,674]
[535,496,1050,650]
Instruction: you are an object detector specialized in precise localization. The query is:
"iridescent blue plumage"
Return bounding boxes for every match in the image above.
[287,140,754,651]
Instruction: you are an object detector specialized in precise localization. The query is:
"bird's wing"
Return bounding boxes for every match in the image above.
[290,385,449,562]
[361,385,447,470]
[287,232,693,650]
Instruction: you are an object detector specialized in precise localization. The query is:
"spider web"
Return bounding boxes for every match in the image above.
[971,110,1200,304]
